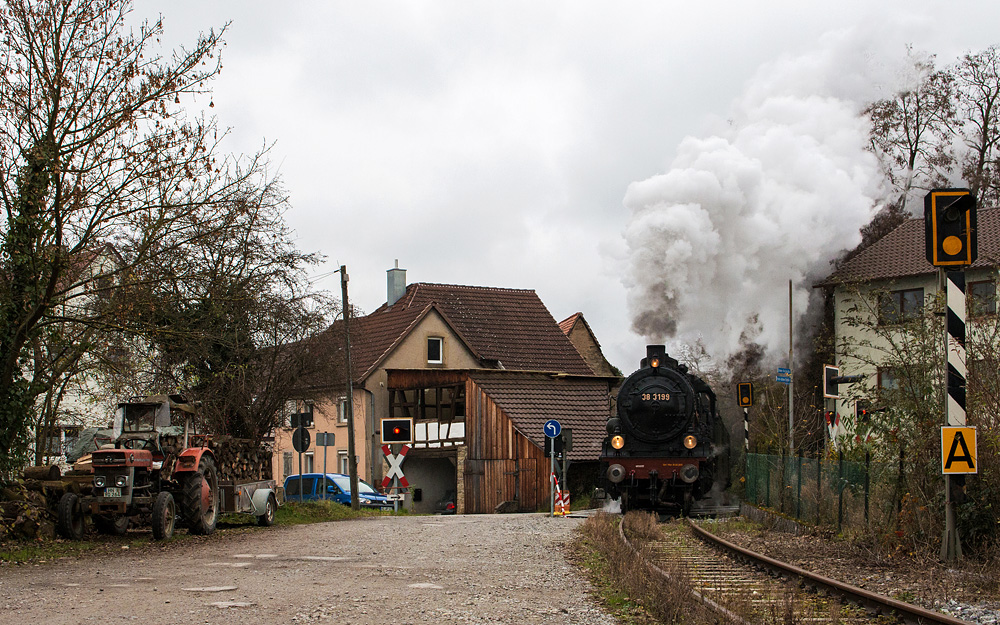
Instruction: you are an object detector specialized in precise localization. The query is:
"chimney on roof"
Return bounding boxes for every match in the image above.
[387,260,406,306]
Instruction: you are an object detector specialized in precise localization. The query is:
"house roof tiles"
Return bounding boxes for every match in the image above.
[351,282,595,382]
[469,371,611,461]
[820,207,1000,286]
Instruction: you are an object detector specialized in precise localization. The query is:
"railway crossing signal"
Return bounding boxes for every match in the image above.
[381,418,413,444]
[925,189,977,267]
[736,382,753,407]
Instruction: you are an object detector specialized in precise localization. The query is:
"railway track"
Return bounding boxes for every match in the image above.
[618,514,976,625]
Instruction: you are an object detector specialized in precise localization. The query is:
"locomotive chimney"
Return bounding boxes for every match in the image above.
[643,344,666,367]
[387,260,406,307]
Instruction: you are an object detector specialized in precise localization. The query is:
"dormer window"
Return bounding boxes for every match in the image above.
[427,337,443,364]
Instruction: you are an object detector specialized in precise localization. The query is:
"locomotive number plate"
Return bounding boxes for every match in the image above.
[641,393,670,401]
[103,487,121,498]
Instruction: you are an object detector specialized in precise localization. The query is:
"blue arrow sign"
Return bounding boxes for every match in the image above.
[544,419,562,438]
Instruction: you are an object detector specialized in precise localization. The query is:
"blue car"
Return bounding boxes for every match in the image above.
[284,473,393,510]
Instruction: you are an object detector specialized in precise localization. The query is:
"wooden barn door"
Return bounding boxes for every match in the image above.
[463,458,517,513]
[516,458,539,511]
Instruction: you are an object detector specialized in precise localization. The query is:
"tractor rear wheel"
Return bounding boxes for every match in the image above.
[57,492,84,540]
[94,514,130,536]
[181,454,219,535]
[151,492,175,540]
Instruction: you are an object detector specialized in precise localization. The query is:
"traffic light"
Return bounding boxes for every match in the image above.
[925,189,977,267]
[736,382,753,407]
[855,401,871,422]
[544,435,564,456]
[823,365,839,399]
[381,418,413,444]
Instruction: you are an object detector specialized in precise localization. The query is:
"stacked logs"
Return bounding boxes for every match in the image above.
[159,435,273,482]
[1,466,89,540]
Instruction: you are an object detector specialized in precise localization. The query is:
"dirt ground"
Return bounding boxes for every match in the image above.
[0,513,614,625]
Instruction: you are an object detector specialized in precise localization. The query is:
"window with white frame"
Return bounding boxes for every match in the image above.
[878,367,901,392]
[283,400,297,427]
[338,450,349,474]
[304,452,315,473]
[427,337,443,364]
[879,288,924,325]
[283,452,293,478]
[337,397,348,423]
[969,280,997,317]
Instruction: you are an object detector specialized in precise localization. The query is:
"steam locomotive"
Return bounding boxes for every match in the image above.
[600,345,730,515]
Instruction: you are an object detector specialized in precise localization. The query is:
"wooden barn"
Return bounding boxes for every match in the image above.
[386,369,614,514]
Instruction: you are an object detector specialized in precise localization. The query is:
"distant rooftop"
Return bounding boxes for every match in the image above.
[818,206,1000,286]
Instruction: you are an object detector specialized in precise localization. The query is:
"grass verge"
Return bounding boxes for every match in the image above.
[572,511,722,625]
[1,500,399,565]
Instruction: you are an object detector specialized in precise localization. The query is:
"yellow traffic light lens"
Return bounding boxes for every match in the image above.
[611,435,625,449]
[650,357,660,368]
[943,236,963,256]
[684,435,697,449]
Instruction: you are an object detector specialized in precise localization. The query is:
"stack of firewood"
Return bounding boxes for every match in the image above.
[206,436,273,482]
[0,467,78,540]
[159,435,272,482]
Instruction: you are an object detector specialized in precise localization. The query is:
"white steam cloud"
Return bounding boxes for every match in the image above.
[623,28,903,364]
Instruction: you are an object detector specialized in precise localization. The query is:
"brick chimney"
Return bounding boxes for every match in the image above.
[387,260,406,306]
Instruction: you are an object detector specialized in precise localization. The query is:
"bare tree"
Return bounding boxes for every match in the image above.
[118,183,338,440]
[0,0,276,475]
[954,46,1000,206]
[866,49,956,213]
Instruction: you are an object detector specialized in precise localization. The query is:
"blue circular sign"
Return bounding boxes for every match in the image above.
[544,419,562,438]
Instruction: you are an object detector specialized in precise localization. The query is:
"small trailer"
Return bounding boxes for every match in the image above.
[219,479,281,525]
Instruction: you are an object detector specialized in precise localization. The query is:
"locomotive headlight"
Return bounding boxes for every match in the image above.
[611,435,625,450]
[94,475,106,488]
[650,357,660,368]
[115,474,128,487]
[683,435,697,449]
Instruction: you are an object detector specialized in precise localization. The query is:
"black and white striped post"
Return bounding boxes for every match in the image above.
[942,269,967,562]
[945,270,967,428]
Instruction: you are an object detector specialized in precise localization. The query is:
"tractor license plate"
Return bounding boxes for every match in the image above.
[103,487,121,498]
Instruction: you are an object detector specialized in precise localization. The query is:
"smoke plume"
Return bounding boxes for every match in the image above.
[623,28,901,364]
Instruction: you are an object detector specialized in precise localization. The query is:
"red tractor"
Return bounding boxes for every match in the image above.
[57,395,220,540]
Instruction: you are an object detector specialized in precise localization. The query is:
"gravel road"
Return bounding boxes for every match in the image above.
[0,513,615,625]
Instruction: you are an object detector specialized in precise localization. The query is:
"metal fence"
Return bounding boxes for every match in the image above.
[743,452,902,531]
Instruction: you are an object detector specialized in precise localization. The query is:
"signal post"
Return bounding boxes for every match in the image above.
[925,188,978,563]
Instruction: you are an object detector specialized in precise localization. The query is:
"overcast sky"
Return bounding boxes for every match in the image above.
[133,1,1000,373]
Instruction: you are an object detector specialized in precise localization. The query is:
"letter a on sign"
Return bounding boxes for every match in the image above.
[942,426,978,474]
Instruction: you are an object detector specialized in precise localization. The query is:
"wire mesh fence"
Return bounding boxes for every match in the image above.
[743,451,902,531]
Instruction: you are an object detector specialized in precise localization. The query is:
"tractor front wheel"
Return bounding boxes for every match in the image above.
[152,492,175,540]
[57,492,84,540]
[181,454,219,535]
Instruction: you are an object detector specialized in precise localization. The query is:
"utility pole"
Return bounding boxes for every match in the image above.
[788,279,795,456]
[340,265,360,511]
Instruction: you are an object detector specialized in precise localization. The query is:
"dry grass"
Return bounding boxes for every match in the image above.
[575,511,733,624]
